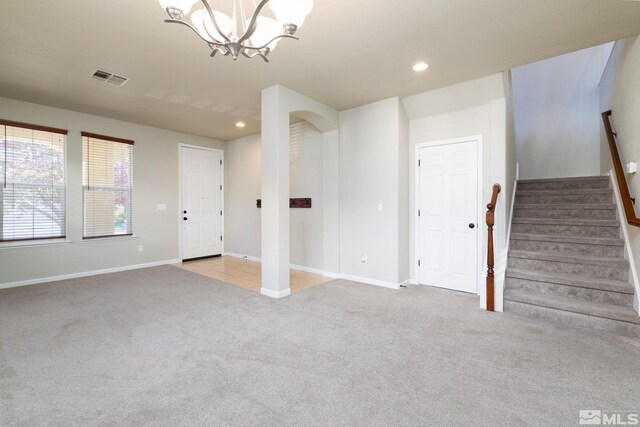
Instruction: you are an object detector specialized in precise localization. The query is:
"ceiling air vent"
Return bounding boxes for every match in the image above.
[91,69,130,86]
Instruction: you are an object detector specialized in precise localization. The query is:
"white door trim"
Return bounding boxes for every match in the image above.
[414,135,484,294]
[178,144,225,261]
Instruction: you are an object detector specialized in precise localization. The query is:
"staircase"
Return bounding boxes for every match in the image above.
[504,175,640,336]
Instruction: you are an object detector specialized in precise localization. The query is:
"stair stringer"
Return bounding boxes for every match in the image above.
[494,174,518,312]
[609,170,640,314]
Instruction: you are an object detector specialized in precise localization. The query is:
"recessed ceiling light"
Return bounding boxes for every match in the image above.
[235,122,246,128]
[413,62,429,72]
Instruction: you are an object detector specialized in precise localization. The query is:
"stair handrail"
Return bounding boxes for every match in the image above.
[602,110,640,227]
[486,183,501,312]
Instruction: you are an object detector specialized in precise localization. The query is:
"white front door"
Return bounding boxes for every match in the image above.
[181,146,223,260]
[418,138,479,293]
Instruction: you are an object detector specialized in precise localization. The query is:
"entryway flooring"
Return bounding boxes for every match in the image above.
[176,256,331,293]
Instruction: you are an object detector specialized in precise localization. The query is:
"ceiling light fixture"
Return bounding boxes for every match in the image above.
[158,0,313,62]
[235,121,246,128]
[413,62,429,72]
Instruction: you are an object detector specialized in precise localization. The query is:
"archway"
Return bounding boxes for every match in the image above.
[260,85,339,298]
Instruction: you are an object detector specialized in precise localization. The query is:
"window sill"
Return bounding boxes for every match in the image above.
[0,238,71,249]
[77,235,140,243]
[0,236,140,249]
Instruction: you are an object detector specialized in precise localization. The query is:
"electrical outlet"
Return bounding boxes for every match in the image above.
[361,255,367,263]
[138,245,144,253]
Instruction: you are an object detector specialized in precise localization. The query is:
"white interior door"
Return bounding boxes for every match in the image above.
[418,139,479,293]
[181,146,223,260]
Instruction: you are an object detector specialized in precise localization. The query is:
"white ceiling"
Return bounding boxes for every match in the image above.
[1,0,639,141]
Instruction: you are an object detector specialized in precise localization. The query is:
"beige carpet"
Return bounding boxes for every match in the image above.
[1,265,639,426]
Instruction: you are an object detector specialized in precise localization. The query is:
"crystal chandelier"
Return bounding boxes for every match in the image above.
[159,0,313,62]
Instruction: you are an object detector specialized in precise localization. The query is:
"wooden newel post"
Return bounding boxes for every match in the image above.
[486,183,501,312]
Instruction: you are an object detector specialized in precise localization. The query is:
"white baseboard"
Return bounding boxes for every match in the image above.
[223,252,261,262]
[260,287,292,299]
[322,271,340,279]
[223,252,339,279]
[339,273,401,290]
[399,279,410,287]
[290,264,323,275]
[0,259,181,290]
[409,278,418,285]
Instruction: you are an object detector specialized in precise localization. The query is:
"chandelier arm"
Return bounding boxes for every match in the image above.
[164,19,227,47]
[242,50,269,63]
[249,34,298,51]
[210,46,230,57]
[200,0,231,43]
[237,0,272,44]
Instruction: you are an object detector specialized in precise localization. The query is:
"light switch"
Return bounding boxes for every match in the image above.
[157,203,167,211]
[377,203,384,212]
[627,162,637,174]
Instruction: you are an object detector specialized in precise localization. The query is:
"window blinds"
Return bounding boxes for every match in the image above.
[82,132,134,239]
[0,119,67,242]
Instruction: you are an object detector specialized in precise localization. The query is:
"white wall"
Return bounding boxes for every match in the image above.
[289,121,323,269]
[0,97,225,287]
[397,103,410,283]
[224,133,261,259]
[599,36,640,306]
[512,44,612,179]
[402,73,510,309]
[224,121,325,270]
[504,70,517,219]
[339,97,407,286]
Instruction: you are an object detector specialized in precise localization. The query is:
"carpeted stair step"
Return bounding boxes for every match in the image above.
[506,175,637,335]
[511,218,620,238]
[517,176,610,192]
[505,268,634,307]
[509,233,625,258]
[515,188,613,205]
[504,289,640,335]
[508,250,629,281]
[513,203,617,220]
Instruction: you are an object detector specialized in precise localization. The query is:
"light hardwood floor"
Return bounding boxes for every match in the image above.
[176,256,331,293]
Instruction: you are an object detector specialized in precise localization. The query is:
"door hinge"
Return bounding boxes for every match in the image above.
[418,209,421,217]
[220,210,223,215]
[418,259,421,267]
[220,159,222,165]
[418,159,421,167]
[220,185,222,190]
[220,235,223,241]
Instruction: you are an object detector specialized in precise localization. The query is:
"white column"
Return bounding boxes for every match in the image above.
[260,86,291,298]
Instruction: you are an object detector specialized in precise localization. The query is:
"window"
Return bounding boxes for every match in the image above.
[82,132,134,239]
[0,119,67,242]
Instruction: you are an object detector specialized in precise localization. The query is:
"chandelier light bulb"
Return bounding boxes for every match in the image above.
[413,62,429,72]
[191,9,234,43]
[248,16,283,49]
[268,0,313,27]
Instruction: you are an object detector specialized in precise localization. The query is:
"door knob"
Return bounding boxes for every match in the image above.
[183,210,187,214]
[183,217,188,221]
[468,223,475,229]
